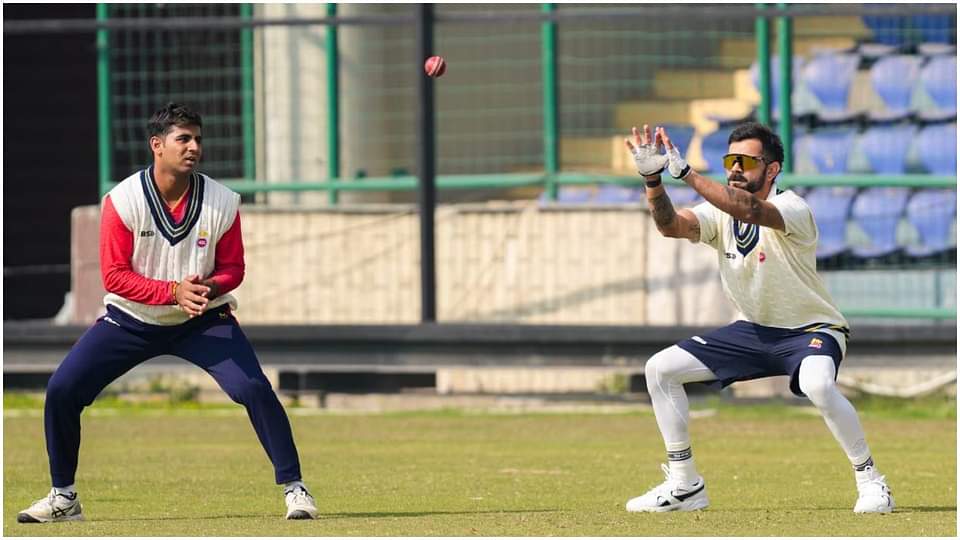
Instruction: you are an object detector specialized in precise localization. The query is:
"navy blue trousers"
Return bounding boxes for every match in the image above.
[45,304,302,487]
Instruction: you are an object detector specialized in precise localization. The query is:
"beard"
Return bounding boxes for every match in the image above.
[727,167,766,194]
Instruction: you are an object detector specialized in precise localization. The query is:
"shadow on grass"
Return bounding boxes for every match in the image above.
[324,508,562,519]
[83,508,562,523]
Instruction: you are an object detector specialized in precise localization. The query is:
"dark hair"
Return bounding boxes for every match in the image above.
[147,102,202,139]
[728,122,784,166]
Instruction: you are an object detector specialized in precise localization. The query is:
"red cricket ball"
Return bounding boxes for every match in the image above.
[424,55,446,78]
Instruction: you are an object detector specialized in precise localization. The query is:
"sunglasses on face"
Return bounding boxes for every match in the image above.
[722,153,767,171]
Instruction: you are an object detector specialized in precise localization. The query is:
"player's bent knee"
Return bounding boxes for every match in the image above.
[798,372,837,405]
[229,377,276,405]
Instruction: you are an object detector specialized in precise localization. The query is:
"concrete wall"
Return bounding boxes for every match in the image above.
[68,203,734,326]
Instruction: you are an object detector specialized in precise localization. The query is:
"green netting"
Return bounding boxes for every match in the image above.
[107,3,247,181]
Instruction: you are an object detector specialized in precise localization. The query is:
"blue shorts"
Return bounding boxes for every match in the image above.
[676,320,845,397]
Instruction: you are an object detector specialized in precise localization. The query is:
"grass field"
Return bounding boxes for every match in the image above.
[3,395,956,536]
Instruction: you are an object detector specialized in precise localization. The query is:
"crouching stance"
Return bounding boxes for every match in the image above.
[19,103,318,523]
[622,122,893,514]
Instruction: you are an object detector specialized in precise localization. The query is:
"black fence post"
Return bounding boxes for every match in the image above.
[415,3,437,322]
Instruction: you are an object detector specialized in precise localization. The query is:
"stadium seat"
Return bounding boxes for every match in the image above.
[905,188,957,257]
[804,128,856,174]
[919,55,957,121]
[869,55,922,121]
[800,53,861,122]
[860,124,918,174]
[916,122,957,175]
[850,187,911,259]
[806,186,857,260]
[917,42,957,57]
[699,127,733,173]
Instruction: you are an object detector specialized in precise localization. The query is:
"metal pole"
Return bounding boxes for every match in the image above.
[755,4,771,126]
[415,4,437,322]
[96,3,113,198]
[541,3,559,200]
[240,3,256,181]
[777,4,793,173]
[326,3,340,205]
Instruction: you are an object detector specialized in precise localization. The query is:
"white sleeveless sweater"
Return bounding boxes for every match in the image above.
[104,168,240,325]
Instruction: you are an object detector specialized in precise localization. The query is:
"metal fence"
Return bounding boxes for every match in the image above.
[4,3,957,322]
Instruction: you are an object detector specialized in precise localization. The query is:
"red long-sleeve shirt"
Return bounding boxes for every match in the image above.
[100,192,245,305]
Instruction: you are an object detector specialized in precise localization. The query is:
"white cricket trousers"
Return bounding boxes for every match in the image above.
[644,345,871,465]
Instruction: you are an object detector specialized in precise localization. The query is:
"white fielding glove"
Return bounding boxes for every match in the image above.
[666,145,691,179]
[631,143,669,177]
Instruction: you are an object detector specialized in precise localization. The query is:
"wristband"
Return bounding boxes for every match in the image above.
[644,177,662,188]
[170,281,179,304]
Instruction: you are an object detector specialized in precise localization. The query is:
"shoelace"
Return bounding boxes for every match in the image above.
[858,474,889,495]
[287,488,313,506]
[649,464,678,496]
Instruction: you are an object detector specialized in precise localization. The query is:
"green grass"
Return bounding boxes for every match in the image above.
[3,397,956,536]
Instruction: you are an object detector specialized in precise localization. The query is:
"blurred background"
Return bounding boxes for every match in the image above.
[4,3,956,404]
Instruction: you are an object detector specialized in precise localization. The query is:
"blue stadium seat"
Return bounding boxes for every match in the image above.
[860,124,917,174]
[911,14,957,44]
[800,53,861,121]
[919,55,957,120]
[806,186,857,259]
[869,55,921,121]
[905,188,957,257]
[916,122,957,175]
[804,128,856,174]
[850,187,910,259]
[699,127,733,173]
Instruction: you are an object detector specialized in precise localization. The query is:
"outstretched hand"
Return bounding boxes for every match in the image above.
[625,125,668,177]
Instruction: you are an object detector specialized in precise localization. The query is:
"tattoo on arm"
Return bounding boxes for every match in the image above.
[649,192,677,231]
[723,186,761,220]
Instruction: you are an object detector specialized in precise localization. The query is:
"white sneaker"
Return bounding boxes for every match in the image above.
[17,489,84,523]
[284,486,318,520]
[626,463,709,512]
[854,467,895,514]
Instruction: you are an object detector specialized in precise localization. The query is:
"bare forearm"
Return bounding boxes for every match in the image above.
[682,171,760,221]
[645,183,678,233]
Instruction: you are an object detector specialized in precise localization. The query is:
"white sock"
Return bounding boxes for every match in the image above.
[53,484,76,496]
[284,480,306,493]
[666,448,700,486]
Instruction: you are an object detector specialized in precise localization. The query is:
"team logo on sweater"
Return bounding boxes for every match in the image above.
[808,337,823,349]
[197,230,209,248]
